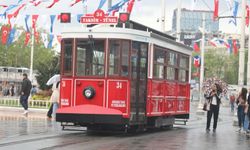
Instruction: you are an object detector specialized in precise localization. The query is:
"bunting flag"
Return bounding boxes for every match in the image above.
[3,5,18,18]
[7,28,16,45]
[47,0,60,8]
[12,4,26,18]
[24,32,31,46]
[25,15,30,32]
[30,0,43,7]
[77,14,83,22]
[208,38,230,48]
[32,15,39,32]
[0,5,8,8]
[50,15,56,33]
[41,33,48,48]
[193,42,200,52]
[1,25,10,45]
[98,0,107,9]
[213,0,219,20]
[7,14,13,27]
[108,0,129,14]
[193,55,200,68]
[70,0,82,7]
[246,5,250,27]
[232,39,238,55]
[127,0,135,14]
[229,0,239,26]
[47,34,54,48]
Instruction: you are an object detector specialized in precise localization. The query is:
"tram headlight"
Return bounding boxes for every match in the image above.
[83,87,95,99]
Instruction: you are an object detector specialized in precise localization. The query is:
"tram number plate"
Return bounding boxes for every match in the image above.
[61,98,69,106]
[111,100,126,107]
[116,82,122,89]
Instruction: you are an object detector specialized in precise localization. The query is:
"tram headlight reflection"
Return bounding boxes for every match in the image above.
[83,87,95,99]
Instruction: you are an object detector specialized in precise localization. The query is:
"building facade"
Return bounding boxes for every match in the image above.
[172,8,219,46]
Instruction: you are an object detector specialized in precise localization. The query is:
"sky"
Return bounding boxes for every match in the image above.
[0,0,248,34]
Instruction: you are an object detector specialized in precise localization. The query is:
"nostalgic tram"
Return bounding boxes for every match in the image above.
[56,21,192,131]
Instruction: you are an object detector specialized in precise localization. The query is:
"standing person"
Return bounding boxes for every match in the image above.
[20,73,32,115]
[10,85,14,96]
[243,88,250,134]
[229,92,236,112]
[236,87,247,132]
[50,81,60,120]
[205,84,222,132]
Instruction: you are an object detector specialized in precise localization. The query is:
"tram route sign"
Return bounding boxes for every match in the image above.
[81,9,118,24]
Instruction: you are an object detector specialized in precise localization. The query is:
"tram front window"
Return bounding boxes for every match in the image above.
[76,39,105,76]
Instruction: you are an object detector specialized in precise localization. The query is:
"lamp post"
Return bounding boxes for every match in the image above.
[197,13,206,115]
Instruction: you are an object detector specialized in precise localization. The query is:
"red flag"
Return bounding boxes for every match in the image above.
[127,0,135,14]
[32,15,39,32]
[70,0,82,7]
[232,39,238,55]
[24,32,31,46]
[246,5,250,27]
[47,0,60,8]
[213,0,219,21]
[193,42,200,52]
[193,56,200,68]
[1,26,11,45]
[7,14,13,27]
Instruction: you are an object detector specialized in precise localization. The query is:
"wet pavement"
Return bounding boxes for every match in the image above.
[0,104,250,150]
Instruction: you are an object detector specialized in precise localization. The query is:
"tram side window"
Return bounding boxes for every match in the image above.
[166,51,178,80]
[153,48,165,79]
[62,39,73,75]
[179,56,189,82]
[109,40,120,75]
[76,39,105,76]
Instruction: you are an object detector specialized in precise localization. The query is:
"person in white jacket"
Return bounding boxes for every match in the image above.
[50,81,60,119]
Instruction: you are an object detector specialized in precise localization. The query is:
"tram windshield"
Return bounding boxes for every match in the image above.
[76,39,105,76]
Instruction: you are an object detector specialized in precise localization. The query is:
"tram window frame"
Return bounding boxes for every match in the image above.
[61,39,73,76]
[178,55,189,82]
[75,39,105,77]
[166,51,179,81]
[153,47,166,79]
[108,39,130,77]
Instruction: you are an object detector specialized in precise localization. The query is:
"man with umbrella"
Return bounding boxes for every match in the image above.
[20,73,32,115]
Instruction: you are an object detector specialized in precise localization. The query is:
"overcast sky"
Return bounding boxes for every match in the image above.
[0,0,248,34]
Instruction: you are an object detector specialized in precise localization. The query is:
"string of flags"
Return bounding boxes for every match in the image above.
[192,37,240,69]
[0,0,137,48]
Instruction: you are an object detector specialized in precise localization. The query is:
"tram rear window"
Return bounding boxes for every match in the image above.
[76,39,105,76]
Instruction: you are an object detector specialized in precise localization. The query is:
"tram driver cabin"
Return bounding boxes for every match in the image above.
[56,21,192,132]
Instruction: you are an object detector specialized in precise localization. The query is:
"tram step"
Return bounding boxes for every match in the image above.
[174,119,188,125]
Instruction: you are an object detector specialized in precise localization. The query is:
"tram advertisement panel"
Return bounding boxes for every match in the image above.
[107,80,129,116]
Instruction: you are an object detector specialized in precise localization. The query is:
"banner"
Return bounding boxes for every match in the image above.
[1,26,10,45]
[213,0,219,20]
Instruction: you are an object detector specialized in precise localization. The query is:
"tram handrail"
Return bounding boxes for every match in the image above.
[0,97,51,109]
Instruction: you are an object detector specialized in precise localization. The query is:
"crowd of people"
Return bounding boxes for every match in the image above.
[204,85,250,136]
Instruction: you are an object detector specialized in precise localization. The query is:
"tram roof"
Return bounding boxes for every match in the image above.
[61,21,192,52]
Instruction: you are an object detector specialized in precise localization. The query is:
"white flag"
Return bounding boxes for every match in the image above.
[41,33,49,48]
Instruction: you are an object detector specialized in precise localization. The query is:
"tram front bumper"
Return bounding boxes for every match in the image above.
[56,104,126,124]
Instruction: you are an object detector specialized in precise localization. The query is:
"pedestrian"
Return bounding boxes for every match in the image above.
[236,87,247,132]
[10,85,14,96]
[243,88,250,134]
[50,81,60,120]
[20,73,32,115]
[205,84,222,132]
[30,85,37,96]
[229,92,236,112]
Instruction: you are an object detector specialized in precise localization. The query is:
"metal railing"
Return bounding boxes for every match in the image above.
[0,97,51,109]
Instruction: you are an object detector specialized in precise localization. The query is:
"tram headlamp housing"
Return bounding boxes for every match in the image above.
[83,86,95,99]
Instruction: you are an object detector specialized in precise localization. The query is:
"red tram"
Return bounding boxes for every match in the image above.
[56,21,192,131]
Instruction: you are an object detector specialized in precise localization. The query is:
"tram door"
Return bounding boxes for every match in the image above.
[130,41,148,124]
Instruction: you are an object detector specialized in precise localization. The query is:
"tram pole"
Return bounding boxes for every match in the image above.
[197,13,205,115]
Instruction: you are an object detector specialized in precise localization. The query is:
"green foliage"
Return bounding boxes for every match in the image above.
[0,27,60,89]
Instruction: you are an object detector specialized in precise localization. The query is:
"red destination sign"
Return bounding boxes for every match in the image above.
[80,9,118,24]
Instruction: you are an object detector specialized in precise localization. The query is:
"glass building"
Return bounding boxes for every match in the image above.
[172,9,219,45]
